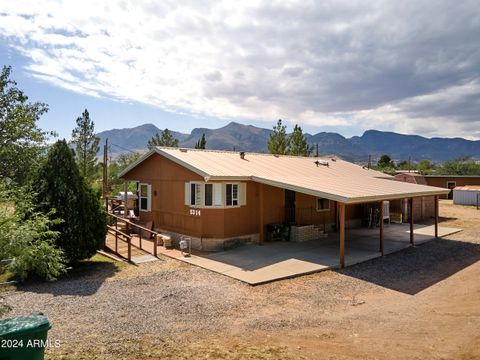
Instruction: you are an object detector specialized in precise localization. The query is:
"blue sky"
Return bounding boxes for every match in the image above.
[1,1,479,139]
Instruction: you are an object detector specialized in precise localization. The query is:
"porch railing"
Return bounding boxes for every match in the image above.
[107,212,162,257]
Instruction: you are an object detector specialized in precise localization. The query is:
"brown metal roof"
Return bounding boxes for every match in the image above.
[120,147,450,204]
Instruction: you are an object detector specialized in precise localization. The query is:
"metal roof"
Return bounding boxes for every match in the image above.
[424,175,480,178]
[119,147,450,204]
[454,185,480,191]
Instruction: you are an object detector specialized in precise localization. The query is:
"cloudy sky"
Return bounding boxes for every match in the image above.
[1,0,479,139]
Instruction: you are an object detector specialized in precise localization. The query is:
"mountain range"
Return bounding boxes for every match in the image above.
[97,122,480,163]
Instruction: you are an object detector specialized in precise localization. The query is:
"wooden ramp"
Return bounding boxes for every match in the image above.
[104,232,159,265]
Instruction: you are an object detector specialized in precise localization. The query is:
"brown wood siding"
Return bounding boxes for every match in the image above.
[122,153,373,240]
[424,176,480,199]
[123,153,206,237]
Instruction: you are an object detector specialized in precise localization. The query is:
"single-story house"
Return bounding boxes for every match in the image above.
[424,175,480,199]
[118,147,449,267]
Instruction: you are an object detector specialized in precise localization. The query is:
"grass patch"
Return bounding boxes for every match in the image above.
[63,253,126,279]
[0,271,15,283]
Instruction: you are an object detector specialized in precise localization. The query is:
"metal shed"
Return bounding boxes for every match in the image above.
[453,186,480,207]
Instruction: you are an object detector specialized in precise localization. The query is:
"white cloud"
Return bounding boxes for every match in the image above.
[0,0,479,137]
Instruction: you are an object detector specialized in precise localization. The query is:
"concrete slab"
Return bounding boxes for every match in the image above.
[131,254,159,264]
[162,224,463,285]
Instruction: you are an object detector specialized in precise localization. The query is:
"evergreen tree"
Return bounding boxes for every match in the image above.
[377,154,394,168]
[71,109,100,182]
[0,65,50,184]
[147,128,179,149]
[32,140,106,263]
[268,119,290,155]
[195,133,206,149]
[288,124,313,156]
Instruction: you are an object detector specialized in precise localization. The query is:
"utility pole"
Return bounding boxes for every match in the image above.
[368,154,372,169]
[103,138,108,210]
[316,143,319,157]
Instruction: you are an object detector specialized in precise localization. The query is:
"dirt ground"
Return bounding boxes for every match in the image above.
[1,200,479,359]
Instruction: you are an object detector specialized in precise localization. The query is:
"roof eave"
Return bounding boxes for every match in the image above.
[345,189,451,204]
[118,149,156,179]
[118,148,212,180]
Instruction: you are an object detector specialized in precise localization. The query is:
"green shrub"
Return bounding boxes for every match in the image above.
[0,185,66,281]
[32,140,107,263]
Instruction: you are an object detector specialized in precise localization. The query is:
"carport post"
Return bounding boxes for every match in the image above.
[409,197,414,245]
[259,183,264,245]
[434,195,439,238]
[379,201,384,255]
[339,202,345,268]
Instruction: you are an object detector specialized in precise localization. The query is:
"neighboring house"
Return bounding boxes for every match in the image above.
[424,176,480,199]
[393,173,435,222]
[118,148,449,264]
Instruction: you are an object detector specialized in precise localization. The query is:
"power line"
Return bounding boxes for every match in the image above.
[110,142,137,154]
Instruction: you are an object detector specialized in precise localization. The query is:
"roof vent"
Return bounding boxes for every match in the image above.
[179,148,188,152]
[314,160,329,167]
[240,151,246,159]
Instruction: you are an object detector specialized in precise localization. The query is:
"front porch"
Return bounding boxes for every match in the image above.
[162,223,462,285]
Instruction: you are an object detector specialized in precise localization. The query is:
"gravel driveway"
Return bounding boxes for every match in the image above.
[2,201,479,359]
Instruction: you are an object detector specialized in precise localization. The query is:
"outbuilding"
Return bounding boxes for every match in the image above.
[453,186,480,207]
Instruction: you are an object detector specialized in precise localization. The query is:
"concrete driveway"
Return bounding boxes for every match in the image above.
[163,223,462,285]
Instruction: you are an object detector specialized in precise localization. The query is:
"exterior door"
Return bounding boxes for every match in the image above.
[285,190,296,224]
[447,181,456,200]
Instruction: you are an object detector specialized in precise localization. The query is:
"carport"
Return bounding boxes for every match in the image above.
[164,222,462,285]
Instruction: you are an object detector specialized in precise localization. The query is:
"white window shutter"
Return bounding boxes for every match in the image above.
[240,183,247,206]
[147,184,152,211]
[213,183,223,206]
[196,184,204,206]
[185,182,190,205]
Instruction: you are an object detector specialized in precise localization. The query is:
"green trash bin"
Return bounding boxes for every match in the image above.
[0,312,52,360]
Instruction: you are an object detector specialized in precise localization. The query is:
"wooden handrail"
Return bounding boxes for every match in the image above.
[107,225,131,239]
[107,225,133,262]
[107,212,160,237]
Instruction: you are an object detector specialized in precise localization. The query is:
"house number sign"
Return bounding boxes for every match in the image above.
[189,209,201,216]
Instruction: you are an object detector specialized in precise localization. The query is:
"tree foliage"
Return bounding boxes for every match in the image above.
[0,184,66,281]
[377,154,394,168]
[107,152,142,195]
[268,119,290,155]
[147,129,179,149]
[417,159,435,174]
[71,109,100,182]
[0,65,50,184]
[435,157,480,175]
[288,124,313,156]
[195,133,206,149]
[32,140,107,263]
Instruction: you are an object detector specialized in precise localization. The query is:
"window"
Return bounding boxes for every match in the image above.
[190,183,202,206]
[139,183,151,212]
[447,181,456,189]
[226,184,238,206]
[204,184,213,206]
[316,197,330,212]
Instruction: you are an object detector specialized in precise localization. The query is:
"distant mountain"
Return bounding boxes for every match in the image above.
[97,123,188,154]
[97,122,480,163]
